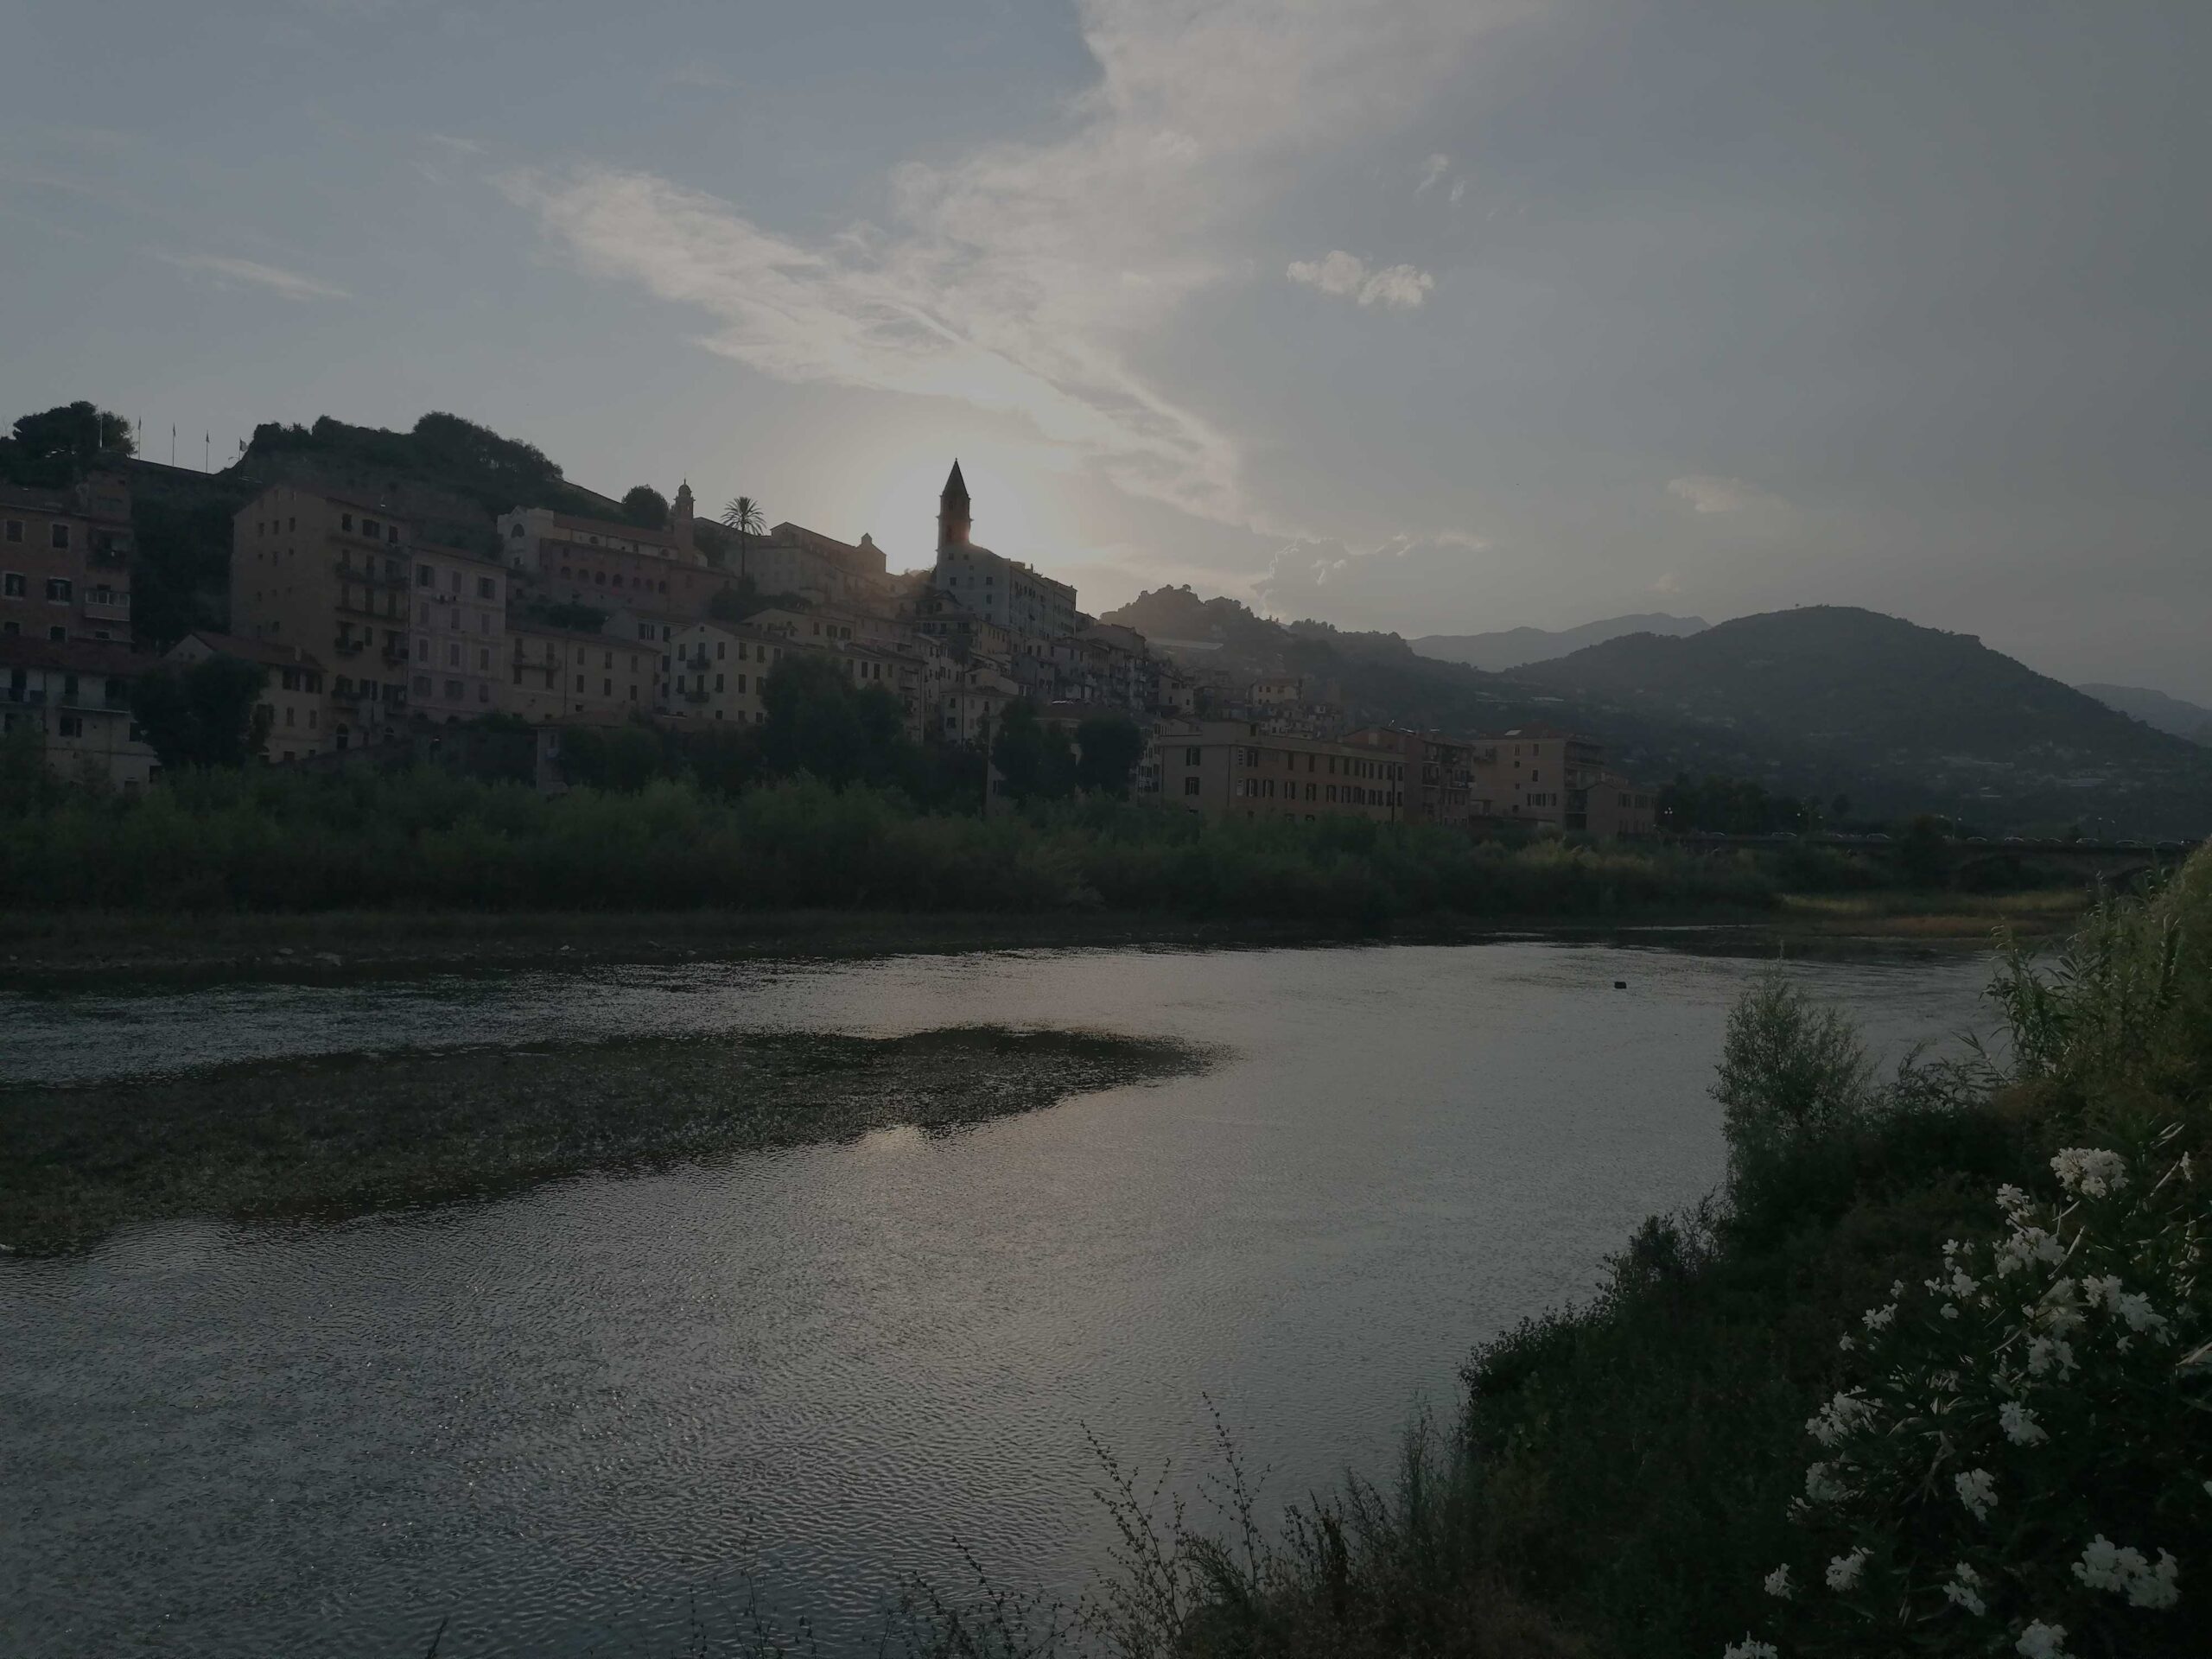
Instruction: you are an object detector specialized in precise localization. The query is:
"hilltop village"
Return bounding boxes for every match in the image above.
[1,451,1653,836]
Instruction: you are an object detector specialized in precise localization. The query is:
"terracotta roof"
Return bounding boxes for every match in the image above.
[175,630,327,672]
[0,635,154,676]
[509,620,655,648]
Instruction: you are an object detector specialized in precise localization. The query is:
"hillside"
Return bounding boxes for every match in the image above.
[1511,607,2212,834]
[1411,612,1707,671]
[1103,591,2212,836]
[2079,683,2212,747]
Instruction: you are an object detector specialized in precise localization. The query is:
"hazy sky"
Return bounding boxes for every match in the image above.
[6,1,2208,696]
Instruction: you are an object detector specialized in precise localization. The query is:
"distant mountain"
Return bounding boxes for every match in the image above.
[1101,591,2212,836]
[1411,613,1708,671]
[2078,683,2212,747]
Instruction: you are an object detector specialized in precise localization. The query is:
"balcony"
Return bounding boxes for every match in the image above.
[333,635,366,658]
[335,559,408,588]
[683,684,710,704]
[3,687,48,706]
[84,592,131,620]
[382,644,411,667]
[679,651,712,672]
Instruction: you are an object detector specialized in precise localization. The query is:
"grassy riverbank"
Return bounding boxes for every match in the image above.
[0,1027,1205,1255]
[882,851,2211,1658]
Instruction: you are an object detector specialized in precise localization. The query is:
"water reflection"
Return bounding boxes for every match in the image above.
[0,940,1993,1656]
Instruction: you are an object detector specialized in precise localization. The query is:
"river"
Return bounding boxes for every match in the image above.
[0,936,1995,1656]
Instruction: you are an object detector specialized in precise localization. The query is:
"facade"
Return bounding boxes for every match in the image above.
[926,462,1078,639]
[408,547,509,723]
[231,484,411,747]
[603,607,683,705]
[741,523,890,611]
[497,487,729,619]
[1578,771,1657,838]
[1342,727,1476,825]
[664,620,789,727]
[165,631,330,763]
[1477,724,1608,830]
[505,624,658,725]
[0,472,135,645]
[0,635,156,789]
[1154,720,1406,823]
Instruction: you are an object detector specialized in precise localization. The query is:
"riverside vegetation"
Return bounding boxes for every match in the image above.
[754,847,2204,1659]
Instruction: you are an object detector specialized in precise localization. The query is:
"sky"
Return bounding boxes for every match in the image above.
[4,0,2209,698]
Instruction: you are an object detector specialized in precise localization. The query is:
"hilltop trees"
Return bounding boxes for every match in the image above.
[0,401,135,486]
[619,485,669,530]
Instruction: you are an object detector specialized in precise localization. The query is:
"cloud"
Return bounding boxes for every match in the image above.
[1286,249,1436,308]
[1254,529,1490,620]
[1665,474,1785,515]
[156,252,353,302]
[509,0,1516,531]
[1448,176,1467,204]
[1415,152,1450,194]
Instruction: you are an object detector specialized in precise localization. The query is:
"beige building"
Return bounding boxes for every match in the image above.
[1154,720,1405,823]
[1,472,136,645]
[165,631,329,763]
[406,546,509,722]
[232,484,412,747]
[505,623,658,725]
[926,462,1078,639]
[663,620,790,727]
[497,487,731,620]
[1579,772,1657,838]
[0,636,156,789]
[1473,724,1609,830]
[741,523,890,611]
[1343,727,1477,825]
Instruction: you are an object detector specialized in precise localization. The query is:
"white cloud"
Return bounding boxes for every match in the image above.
[1415,152,1450,194]
[1666,474,1785,515]
[509,0,1519,531]
[1448,176,1467,204]
[1286,249,1436,308]
[156,252,353,302]
[1254,529,1490,620]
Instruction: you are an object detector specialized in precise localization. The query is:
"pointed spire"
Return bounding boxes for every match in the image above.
[942,459,969,505]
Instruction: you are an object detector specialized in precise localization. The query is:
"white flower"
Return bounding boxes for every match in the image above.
[2024,1336,2077,1377]
[1836,1333,1854,1351]
[1863,1303,1897,1331]
[2015,1621,2073,1659]
[1996,1225,2065,1278]
[1808,1391,1875,1447]
[1763,1564,1794,1599]
[1941,1303,1961,1319]
[1722,1639,1779,1659]
[1804,1462,1847,1504]
[1999,1400,2048,1446]
[1943,1561,1987,1617]
[2074,1537,2182,1609]
[1825,1547,1869,1591]
[1997,1182,2031,1216]
[2051,1147,2127,1198]
[2035,1279,2087,1336]
[1955,1467,1998,1521]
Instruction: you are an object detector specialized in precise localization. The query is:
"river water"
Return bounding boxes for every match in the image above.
[0,938,1995,1656]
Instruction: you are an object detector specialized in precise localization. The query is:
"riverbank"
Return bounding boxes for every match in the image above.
[0,889,2085,986]
[0,1026,1207,1255]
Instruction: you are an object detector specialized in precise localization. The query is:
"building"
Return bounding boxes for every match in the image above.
[1578,771,1657,838]
[741,523,890,611]
[231,484,412,747]
[497,486,730,619]
[663,620,790,727]
[408,546,509,722]
[926,461,1078,639]
[0,471,135,645]
[165,631,330,763]
[1154,719,1406,823]
[1475,724,1607,830]
[1342,727,1477,824]
[0,635,156,788]
[505,623,658,725]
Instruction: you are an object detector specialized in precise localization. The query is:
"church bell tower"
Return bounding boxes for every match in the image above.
[938,460,970,552]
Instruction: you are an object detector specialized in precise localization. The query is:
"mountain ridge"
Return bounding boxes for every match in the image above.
[1411,613,1707,671]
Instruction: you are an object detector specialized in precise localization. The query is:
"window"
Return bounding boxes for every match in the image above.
[477,576,496,600]
[47,626,64,642]
[715,673,724,692]
[478,683,489,703]
[479,647,491,670]
[3,521,18,543]
[2,574,22,597]
[445,680,462,701]
[362,518,381,539]
[416,639,429,662]
[413,675,431,696]
[50,524,71,550]
[58,714,82,738]
[342,513,355,532]
[45,578,72,602]
[416,564,434,587]
[284,707,296,728]
[1182,775,1200,797]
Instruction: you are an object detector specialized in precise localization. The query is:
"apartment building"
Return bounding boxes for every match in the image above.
[1154,720,1406,823]
[505,623,658,724]
[926,462,1078,639]
[605,607,682,704]
[0,472,135,645]
[0,635,156,788]
[165,631,329,763]
[1580,772,1657,838]
[497,486,729,619]
[663,620,789,726]
[1475,724,1608,830]
[407,546,508,722]
[1343,727,1477,825]
[741,523,890,611]
[232,484,411,746]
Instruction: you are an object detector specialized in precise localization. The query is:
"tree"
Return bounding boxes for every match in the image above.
[992,701,1077,804]
[1,400,134,486]
[707,577,764,624]
[721,495,764,582]
[760,654,911,786]
[619,485,669,531]
[1074,713,1144,798]
[130,658,269,771]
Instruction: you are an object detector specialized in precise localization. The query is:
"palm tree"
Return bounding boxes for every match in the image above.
[721,495,764,584]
